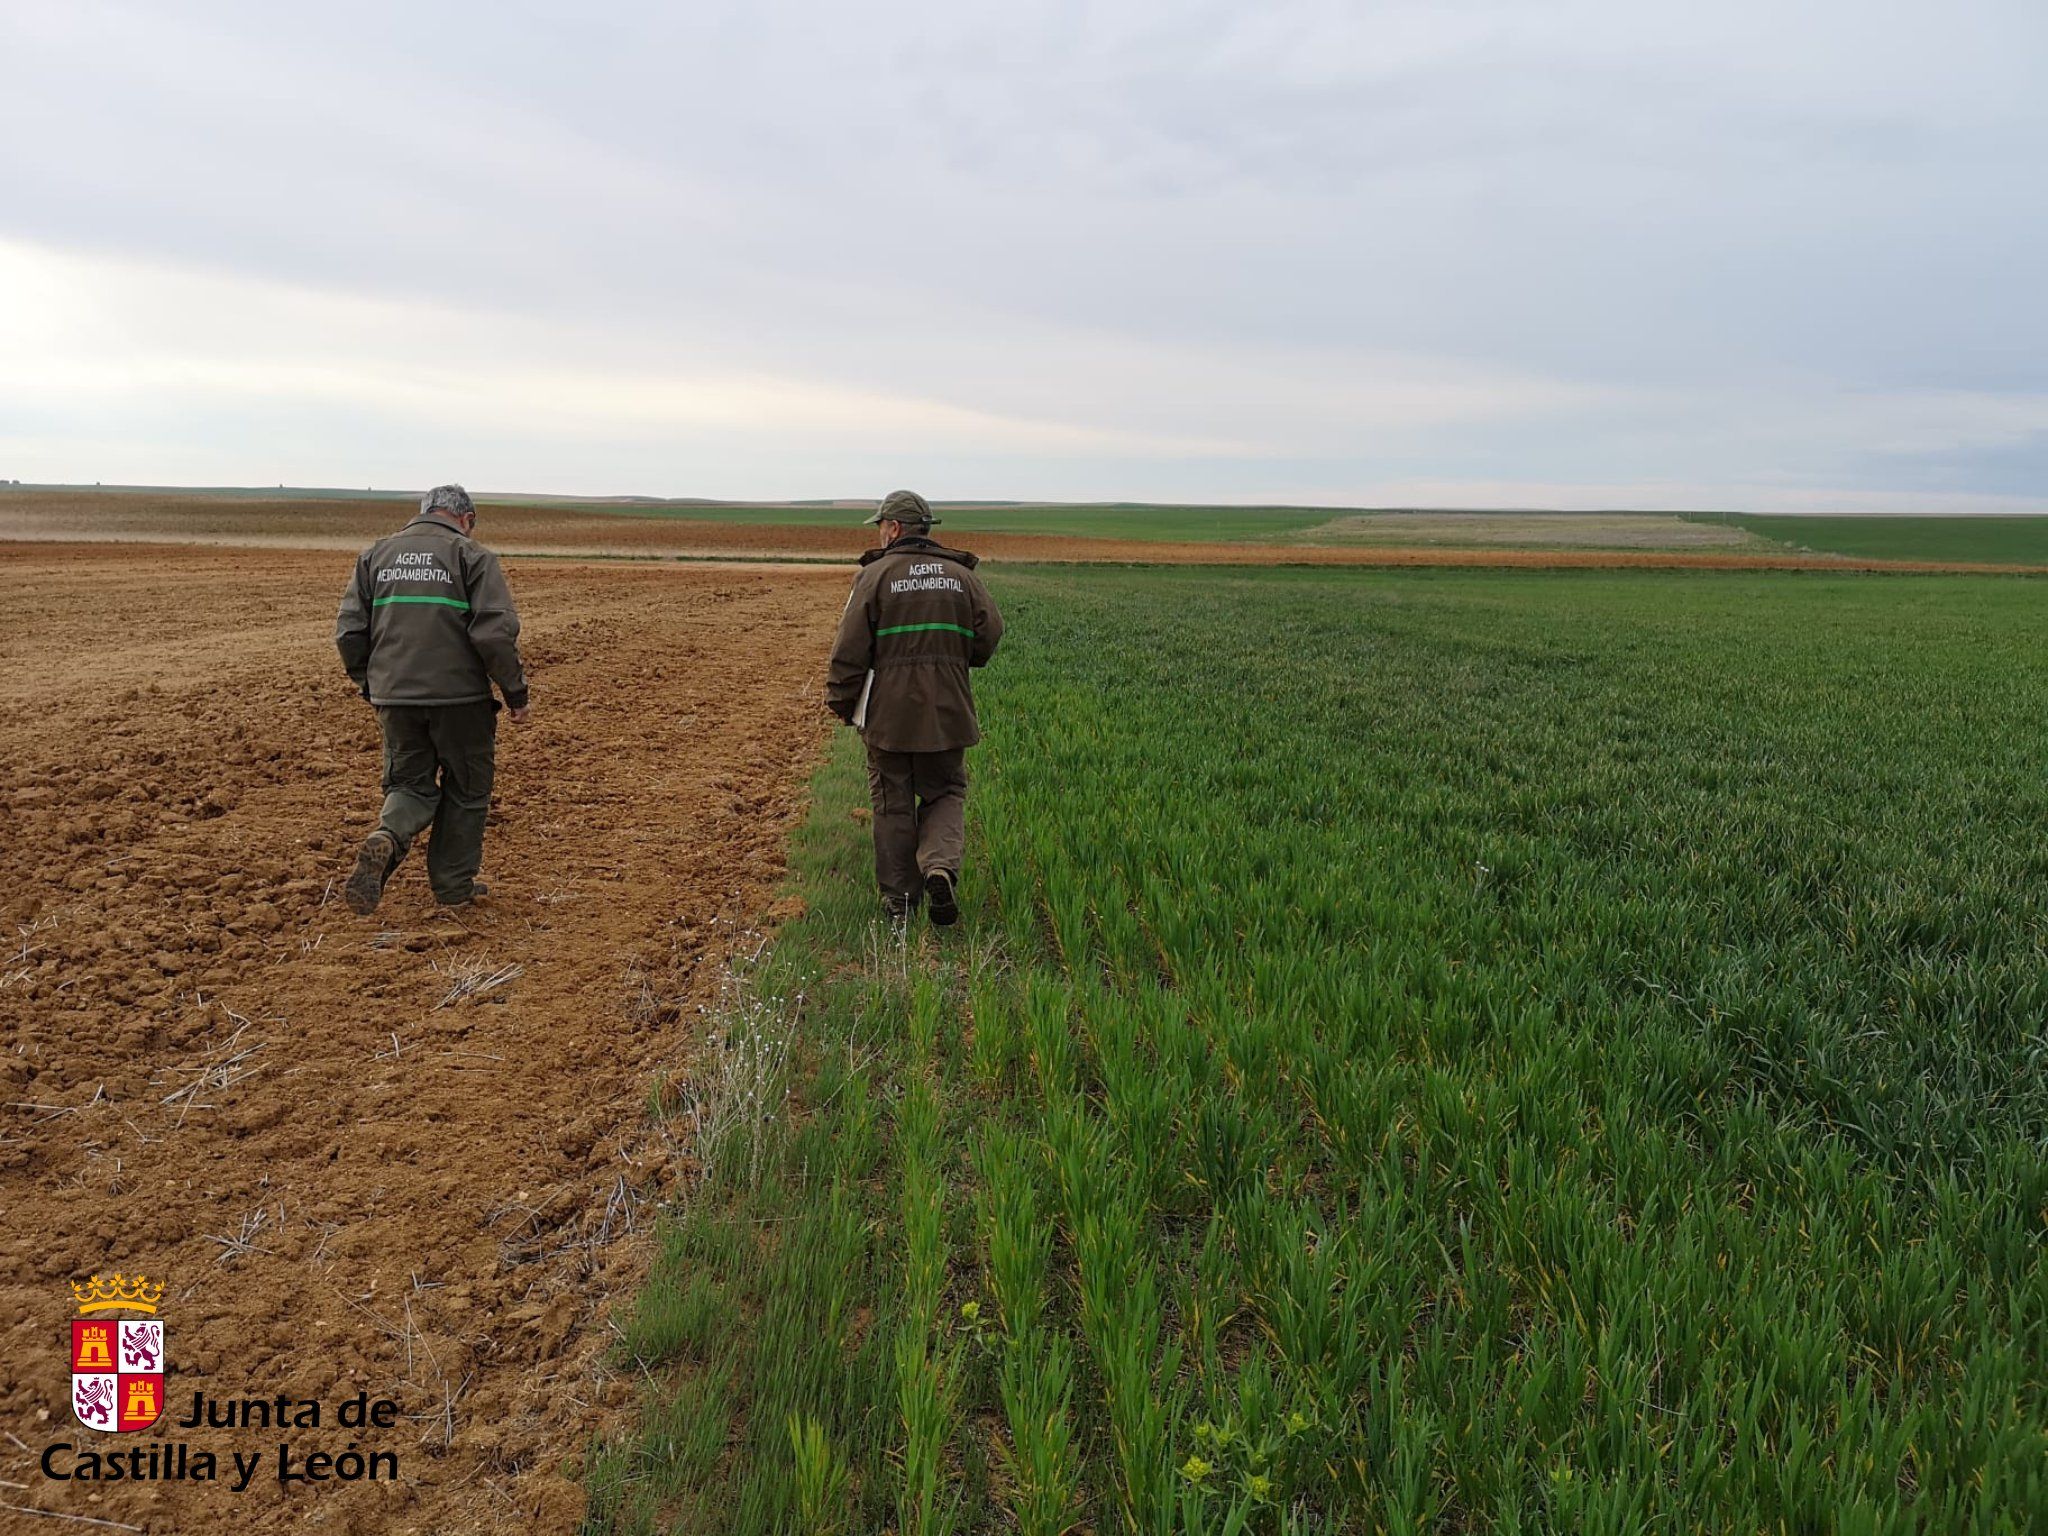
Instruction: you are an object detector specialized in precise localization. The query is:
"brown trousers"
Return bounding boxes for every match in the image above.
[864,745,968,902]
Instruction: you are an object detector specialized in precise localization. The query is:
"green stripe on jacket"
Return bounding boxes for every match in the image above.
[876,622,975,638]
[373,594,472,610]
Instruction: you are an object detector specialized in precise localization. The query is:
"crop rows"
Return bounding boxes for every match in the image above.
[593,567,2046,1534]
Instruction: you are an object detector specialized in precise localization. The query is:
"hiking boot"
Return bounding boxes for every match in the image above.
[881,892,914,934]
[924,869,958,927]
[436,880,489,907]
[343,830,399,916]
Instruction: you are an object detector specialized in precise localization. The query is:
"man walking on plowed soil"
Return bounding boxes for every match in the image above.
[335,484,529,914]
[826,489,1003,926]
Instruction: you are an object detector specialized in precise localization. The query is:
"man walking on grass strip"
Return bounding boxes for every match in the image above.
[334,484,530,914]
[826,489,1004,926]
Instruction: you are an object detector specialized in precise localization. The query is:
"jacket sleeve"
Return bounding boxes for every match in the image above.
[465,549,530,708]
[335,552,374,697]
[823,573,875,723]
[969,574,1003,668]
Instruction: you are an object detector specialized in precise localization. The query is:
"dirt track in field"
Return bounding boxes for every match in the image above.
[4,491,2040,573]
[0,543,843,1534]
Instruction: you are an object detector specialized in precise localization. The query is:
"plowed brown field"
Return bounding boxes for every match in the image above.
[0,543,842,1533]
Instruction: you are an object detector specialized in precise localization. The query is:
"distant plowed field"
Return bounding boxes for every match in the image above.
[1281,511,1768,548]
[5,491,2040,571]
[0,544,840,1533]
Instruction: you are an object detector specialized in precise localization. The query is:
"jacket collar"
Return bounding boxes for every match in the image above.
[858,533,979,569]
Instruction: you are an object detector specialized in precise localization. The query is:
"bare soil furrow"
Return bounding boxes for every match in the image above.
[0,543,841,1534]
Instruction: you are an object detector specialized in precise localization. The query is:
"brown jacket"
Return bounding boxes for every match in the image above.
[825,536,1002,752]
[336,516,529,708]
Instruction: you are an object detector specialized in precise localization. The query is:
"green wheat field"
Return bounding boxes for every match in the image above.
[590,566,2046,1535]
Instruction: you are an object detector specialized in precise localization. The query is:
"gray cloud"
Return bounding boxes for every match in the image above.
[2,0,2044,506]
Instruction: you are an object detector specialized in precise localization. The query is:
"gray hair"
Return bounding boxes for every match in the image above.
[421,484,476,521]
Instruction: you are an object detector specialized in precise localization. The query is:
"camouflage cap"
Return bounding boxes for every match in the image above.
[865,488,939,527]
[421,484,476,520]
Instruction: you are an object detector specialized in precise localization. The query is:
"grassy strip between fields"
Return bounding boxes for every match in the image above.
[586,567,2045,1535]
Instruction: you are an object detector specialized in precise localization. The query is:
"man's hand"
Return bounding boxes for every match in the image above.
[508,705,531,724]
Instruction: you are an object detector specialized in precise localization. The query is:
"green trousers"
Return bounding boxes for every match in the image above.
[375,702,497,903]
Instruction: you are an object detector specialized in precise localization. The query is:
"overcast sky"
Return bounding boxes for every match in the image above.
[3,0,2044,508]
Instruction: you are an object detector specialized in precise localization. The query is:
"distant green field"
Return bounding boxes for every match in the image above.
[1696,513,2048,565]
[593,566,2047,1534]
[6,485,1336,541]
[27,485,2048,559]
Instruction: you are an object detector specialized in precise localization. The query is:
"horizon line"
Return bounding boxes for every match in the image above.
[7,483,2044,520]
